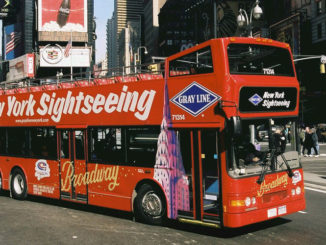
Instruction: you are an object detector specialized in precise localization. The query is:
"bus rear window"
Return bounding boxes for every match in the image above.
[227,44,295,77]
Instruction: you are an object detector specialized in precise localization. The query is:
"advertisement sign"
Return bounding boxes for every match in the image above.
[38,0,88,42]
[40,45,91,67]
[4,23,24,60]
[38,0,87,32]
[0,82,163,127]
[0,0,10,18]
[6,53,35,81]
[239,87,297,113]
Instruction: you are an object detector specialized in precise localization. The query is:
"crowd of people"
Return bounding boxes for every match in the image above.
[299,126,320,157]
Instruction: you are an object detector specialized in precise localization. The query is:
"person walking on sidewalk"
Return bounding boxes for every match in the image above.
[299,127,305,154]
[302,127,312,157]
[311,128,320,157]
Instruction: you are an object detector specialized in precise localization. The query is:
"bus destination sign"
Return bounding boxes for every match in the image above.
[239,87,297,112]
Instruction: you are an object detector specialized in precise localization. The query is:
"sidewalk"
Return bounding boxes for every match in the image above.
[299,144,326,189]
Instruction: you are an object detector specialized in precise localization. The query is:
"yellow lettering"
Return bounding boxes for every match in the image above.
[61,161,74,192]
[108,166,120,191]
[60,163,120,192]
[257,174,288,197]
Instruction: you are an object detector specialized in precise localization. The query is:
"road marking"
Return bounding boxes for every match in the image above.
[298,211,307,214]
[305,187,326,194]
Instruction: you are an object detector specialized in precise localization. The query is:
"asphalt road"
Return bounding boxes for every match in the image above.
[0,150,325,245]
[0,188,325,245]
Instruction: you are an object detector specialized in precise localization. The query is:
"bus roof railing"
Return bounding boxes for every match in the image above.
[0,62,165,93]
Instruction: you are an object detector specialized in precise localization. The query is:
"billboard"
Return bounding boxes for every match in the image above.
[40,45,91,67]
[38,0,88,41]
[6,53,35,81]
[4,23,24,60]
[0,0,12,18]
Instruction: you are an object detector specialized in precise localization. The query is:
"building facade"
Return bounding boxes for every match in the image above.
[114,0,143,68]
[107,14,116,74]
[143,0,167,61]
[1,0,95,82]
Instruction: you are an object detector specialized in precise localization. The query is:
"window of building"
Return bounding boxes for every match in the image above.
[318,23,322,39]
[316,0,322,15]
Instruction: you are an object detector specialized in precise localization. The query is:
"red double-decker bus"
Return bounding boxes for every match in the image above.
[0,37,305,229]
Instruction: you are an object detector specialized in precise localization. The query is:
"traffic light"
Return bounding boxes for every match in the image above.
[321,55,326,74]
[321,63,325,74]
[148,64,158,71]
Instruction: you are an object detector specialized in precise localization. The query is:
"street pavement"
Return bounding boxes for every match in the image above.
[300,143,326,190]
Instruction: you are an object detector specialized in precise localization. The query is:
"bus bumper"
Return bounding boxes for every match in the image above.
[223,197,306,228]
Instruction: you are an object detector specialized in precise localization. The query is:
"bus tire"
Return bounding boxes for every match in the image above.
[11,168,27,200]
[134,184,166,225]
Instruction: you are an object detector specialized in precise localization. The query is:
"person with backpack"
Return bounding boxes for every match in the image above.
[311,128,320,157]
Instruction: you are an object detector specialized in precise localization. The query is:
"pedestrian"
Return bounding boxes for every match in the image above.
[299,127,305,155]
[311,128,320,157]
[302,127,312,157]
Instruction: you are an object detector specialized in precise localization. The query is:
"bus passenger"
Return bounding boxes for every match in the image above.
[245,143,264,165]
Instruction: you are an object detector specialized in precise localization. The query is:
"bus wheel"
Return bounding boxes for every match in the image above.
[11,169,27,200]
[134,184,166,225]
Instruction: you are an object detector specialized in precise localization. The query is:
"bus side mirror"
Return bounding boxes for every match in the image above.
[230,116,242,136]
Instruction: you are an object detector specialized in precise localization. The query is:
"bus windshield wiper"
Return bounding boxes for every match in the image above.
[257,149,294,184]
[257,153,270,184]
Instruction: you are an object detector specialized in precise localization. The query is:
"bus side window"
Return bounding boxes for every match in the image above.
[126,127,159,167]
[169,46,213,77]
[88,127,123,164]
[0,128,7,155]
[75,130,84,160]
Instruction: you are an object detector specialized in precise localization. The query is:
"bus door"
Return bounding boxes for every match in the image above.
[178,129,220,224]
[59,129,87,203]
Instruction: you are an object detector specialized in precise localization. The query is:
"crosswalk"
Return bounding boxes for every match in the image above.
[304,182,326,194]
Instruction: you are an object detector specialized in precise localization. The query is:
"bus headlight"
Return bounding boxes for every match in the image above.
[296,186,301,195]
[291,189,296,196]
[251,197,256,205]
[245,197,251,207]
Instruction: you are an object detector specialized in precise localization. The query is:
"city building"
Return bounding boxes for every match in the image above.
[143,0,167,62]
[158,0,252,57]
[1,0,95,83]
[107,14,116,74]
[113,0,143,68]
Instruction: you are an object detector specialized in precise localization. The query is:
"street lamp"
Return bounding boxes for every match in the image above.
[134,46,148,73]
[237,0,263,37]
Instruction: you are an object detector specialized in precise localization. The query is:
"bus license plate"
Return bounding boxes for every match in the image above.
[278,205,287,215]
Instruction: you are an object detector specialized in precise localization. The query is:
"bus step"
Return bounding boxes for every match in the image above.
[76,194,87,202]
[177,210,194,219]
[178,218,220,228]
[60,192,71,200]
[203,215,220,224]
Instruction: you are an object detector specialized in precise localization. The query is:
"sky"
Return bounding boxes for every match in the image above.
[94,0,114,63]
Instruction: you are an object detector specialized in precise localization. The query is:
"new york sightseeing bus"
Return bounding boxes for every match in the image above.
[0,37,305,229]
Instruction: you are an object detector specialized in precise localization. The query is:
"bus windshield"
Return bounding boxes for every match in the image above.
[227,44,295,77]
[228,118,300,178]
